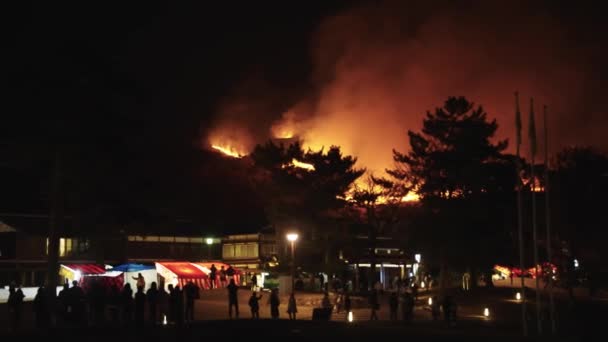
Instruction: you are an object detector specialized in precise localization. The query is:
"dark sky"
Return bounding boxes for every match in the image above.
[2,1,607,230]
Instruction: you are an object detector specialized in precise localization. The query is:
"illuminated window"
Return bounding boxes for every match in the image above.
[46,238,89,257]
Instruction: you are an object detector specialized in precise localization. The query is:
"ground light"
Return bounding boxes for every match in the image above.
[516,292,521,301]
[428,297,433,305]
[348,311,354,323]
[483,308,490,318]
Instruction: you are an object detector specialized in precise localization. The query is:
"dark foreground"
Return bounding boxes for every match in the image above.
[0,319,597,341]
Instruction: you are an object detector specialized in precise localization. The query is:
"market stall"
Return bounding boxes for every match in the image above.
[155,262,210,289]
[112,263,157,291]
[59,264,106,284]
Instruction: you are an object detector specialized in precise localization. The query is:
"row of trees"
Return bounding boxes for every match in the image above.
[249,97,608,288]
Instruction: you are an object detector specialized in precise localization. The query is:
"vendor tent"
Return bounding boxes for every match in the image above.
[79,270,124,293]
[59,264,105,283]
[112,263,157,291]
[155,262,210,289]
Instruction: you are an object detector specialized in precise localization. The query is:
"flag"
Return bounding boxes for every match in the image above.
[529,98,537,158]
[515,92,522,152]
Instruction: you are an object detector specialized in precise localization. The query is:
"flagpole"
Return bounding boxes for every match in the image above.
[544,105,557,334]
[515,92,528,337]
[529,98,542,335]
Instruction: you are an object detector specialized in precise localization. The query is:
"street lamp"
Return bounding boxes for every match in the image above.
[206,237,213,260]
[286,233,298,292]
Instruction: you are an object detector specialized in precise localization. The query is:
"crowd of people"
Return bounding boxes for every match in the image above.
[5,271,457,332]
[4,273,202,332]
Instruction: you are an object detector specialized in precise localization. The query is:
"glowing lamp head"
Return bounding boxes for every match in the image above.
[420,281,425,288]
[286,233,299,242]
[162,314,168,325]
[428,297,433,306]
[347,311,354,323]
[205,238,213,245]
[516,292,521,301]
[74,270,82,282]
[483,308,490,317]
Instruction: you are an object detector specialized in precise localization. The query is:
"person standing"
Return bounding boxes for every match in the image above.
[227,279,239,319]
[344,294,352,321]
[210,264,218,289]
[135,286,146,327]
[251,273,258,291]
[133,273,146,290]
[184,281,197,322]
[389,292,398,321]
[219,266,227,288]
[287,292,297,320]
[269,288,280,319]
[167,284,176,323]
[369,289,379,320]
[147,282,159,325]
[175,286,184,326]
[69,280,86,327]
[248,291,262,319]
[7,284,24,332]
[34,286,50,329]
[121,283,133,325]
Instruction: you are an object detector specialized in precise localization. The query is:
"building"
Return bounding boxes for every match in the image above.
[221,229,278,273]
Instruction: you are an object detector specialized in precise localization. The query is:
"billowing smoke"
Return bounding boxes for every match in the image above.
[209,0,608,174]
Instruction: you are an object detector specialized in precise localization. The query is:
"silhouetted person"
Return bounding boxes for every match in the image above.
[227,279,239,318]
[220,266,227,287]
[321,291,332,309]
[135,286,146,327]
[269,288,280,319]
[69,280,86,326]
[121,283,133,325]
[57,283,70,326]
[184,281,197,322]
[147,282,159,325]
[344,294,352,321]
[133,273,146,290]
[168,284,176,323]
[108,284,120,324]
[248,291,262,319]
[431,295,441,321]
[34,286,50,329]
[389,292,398,320]
[158,284,169,323]
[251,273,258,291]
[7,284,24,332]
[226,265,235,282]
[344,294,352,313]
[402,291,414,322]
[175,286,184,326]
[210,264,217,289]
[287,292,297,320]
[369,289,379,320]
[442,295,456,327]
[90,279,106,325]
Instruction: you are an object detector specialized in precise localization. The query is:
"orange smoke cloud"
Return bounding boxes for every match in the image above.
[209,1,607,176]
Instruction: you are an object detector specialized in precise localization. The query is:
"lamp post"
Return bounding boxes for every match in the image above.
[206,237,213,260]
[286,233,298,293]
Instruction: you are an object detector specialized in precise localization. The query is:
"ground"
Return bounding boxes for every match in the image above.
[1,281,605,340]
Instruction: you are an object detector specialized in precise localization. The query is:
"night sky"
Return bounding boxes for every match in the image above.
[2,1,607,230]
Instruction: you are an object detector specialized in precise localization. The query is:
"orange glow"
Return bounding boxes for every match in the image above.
[211,144,245,158]
[272,126,295,139]
[291,158,315,171]
[271,110,299,139]
[401,192,420,202]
